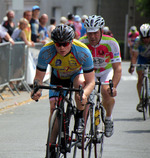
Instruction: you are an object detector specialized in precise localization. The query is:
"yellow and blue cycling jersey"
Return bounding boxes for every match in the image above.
[37,39,94,80]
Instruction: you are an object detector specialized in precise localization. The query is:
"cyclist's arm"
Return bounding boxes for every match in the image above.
[31,69,46,100]
[131,50,138,65]
[112,62,122,89]
[83,70,95,98]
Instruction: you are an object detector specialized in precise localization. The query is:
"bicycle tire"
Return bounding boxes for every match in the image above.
[142,77,148,120]
[46,109,62,158]
[82,104,94,158]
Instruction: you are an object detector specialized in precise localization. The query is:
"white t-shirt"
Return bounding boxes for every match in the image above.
[0,25,7,38]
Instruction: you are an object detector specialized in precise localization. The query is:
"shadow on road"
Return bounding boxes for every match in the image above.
[125,130,150,134]
[114,117,144,122]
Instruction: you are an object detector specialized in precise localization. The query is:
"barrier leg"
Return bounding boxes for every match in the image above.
[0,94,4,100]
[21,80,31,93]
[7,85,15,96]
[11,82,20,95]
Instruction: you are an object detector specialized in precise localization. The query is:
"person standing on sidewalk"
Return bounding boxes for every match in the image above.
[30,5,40,42]
[80,15,122,137]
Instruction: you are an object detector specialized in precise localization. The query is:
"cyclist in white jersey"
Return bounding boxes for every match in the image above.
[80,15,122,137]
[128,24,150,112]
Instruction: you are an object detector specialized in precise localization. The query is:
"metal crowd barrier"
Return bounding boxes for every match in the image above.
[0,42,44,100]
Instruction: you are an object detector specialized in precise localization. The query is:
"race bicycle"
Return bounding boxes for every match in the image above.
[81,78,113,158]
[133,64,150,120]
[32,82,84,158]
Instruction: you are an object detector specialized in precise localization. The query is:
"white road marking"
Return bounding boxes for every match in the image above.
[121,76,138,81]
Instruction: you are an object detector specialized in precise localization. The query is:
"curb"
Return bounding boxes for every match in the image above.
[0,90,49,112]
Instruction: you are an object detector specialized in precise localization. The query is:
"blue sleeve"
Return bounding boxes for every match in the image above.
[36,44,55,71]
[73,44,94,72]
[81,48,94,72]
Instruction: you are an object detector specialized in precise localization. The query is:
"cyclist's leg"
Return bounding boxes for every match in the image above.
[100,70,114,137]
[136,55,146,111]
[100,69,114,117]
[136,69,143,102]
[72,71,86,133]
[48,73,70,142]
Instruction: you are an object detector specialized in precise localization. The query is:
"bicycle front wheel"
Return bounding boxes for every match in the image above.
[46,109,62,158]
[82,104,94,158]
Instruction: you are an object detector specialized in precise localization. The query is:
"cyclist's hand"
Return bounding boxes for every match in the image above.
[107,87,117,97]
[82,93,88,105]
[31,90,42,101]
[128,65,135,74]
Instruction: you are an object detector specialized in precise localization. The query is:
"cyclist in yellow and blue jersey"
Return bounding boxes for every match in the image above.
[31,25,95,138]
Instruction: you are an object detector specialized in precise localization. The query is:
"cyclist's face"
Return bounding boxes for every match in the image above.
[87,29,101,46]
[55,42,72,56]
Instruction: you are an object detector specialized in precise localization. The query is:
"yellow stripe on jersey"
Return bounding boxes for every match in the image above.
[44,41,54,47]
[73,39,89,49]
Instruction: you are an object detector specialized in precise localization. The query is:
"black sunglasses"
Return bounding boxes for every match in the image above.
[55,42,70,47]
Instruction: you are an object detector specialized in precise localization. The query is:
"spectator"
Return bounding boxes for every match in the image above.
[60,16,67,24]
[2,10,15,37]
[11,18,33,46]
[38,14,49,44]
[47,17,56,38]
[102,26,113,37]
[0,25,14,45]
[128,26,139,57]
[80,14,88,37]
[30,5,40,42]
[73,15,82,39]
[67,13,74,25]
[23,10,34,46]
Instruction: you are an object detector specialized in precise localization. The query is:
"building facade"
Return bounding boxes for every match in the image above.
[0,0,149,58]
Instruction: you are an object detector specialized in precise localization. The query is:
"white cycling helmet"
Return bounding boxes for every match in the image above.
[130,26,137,33]
[139,24,150,38]
[84,15,105,32]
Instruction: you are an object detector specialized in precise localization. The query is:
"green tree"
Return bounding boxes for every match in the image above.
[136,0,150,17]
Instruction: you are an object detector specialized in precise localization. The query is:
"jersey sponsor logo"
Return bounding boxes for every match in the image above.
[55,59,62,66]
[98,50,105,56]
[114,52,120,57]
[69,60,77,66]
[41,48,53,60]
[80,51,89,62]
[94,57,104,65]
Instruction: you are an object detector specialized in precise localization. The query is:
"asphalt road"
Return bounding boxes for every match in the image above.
[0,61,150,158]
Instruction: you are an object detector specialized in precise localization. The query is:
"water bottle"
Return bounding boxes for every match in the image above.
[95,106,101,141]
[95,106,100,127]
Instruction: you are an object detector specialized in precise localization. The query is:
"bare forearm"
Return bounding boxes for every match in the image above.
[112,64,122,88]
[83,81,95,97]
[131,51,138,64]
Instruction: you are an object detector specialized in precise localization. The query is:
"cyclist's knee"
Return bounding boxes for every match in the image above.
[50,98,57,114]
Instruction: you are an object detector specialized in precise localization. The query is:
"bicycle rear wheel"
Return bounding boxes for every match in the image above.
[94,106,105,158]
[82,104,94,158]
[46,109,62,158]
[141,78,148,120]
